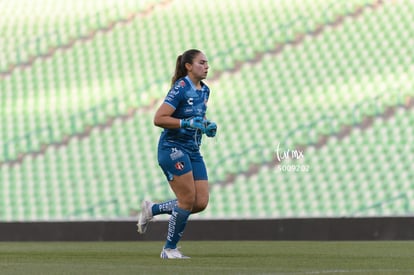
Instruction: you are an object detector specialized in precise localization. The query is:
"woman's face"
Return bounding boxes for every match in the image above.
[186,52,209,81]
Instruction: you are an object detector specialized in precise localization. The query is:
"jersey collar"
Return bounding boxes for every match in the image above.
[185,75,206,91]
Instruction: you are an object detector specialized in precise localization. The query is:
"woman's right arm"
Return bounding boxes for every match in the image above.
[153,103,181,129]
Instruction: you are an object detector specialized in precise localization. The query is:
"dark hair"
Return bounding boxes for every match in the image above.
[171,49,202,87]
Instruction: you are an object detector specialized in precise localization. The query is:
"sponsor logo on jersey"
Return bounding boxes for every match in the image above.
[174,80,185,88]
[174,80,186,90]
[170,148,184,160]
[171,88,180,95]
[166,89,180,102]
[187,97,194,105]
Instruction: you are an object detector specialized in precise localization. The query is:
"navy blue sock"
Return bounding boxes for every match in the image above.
[152,199,178,216]
[164,206,191,249]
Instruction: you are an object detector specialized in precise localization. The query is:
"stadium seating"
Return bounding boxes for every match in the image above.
[1,0,413,221]
[218,106,413,218]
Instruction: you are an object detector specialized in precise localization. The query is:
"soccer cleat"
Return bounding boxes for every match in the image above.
[160,248,190,259]
[137,200,154,234]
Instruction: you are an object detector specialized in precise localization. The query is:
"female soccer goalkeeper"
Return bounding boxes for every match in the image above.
[137,49,217,259]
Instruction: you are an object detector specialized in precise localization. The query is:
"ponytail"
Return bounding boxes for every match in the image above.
[171,49,202,87]
[171,55,186,87]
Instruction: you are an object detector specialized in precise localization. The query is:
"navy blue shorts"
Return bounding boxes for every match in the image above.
[158,145,208,181]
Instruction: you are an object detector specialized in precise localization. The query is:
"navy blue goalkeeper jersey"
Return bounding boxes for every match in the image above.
[158,76,210,152]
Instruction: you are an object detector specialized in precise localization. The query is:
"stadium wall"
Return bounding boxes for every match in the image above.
[1,218,414,241]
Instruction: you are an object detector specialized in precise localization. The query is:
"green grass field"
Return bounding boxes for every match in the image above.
[0,241,413,275]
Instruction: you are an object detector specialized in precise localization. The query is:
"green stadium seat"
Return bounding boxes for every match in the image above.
[1,0,413,220]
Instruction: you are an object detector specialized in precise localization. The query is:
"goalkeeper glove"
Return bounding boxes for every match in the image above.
[204,120,217,137]
[180,116,205,132]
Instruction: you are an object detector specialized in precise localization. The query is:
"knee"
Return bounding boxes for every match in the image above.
[192,196,209,213]
[178,194,196,211]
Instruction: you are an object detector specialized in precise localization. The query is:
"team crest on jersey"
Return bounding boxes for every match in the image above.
[175,161,185,170]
